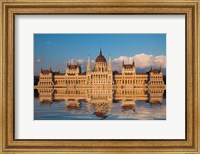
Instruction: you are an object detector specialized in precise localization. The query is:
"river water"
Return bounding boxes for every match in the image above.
[34,88,166,120]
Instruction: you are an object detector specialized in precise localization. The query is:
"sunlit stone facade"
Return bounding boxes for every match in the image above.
[36,49,165,89]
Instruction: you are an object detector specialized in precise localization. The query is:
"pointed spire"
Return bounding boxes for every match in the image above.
[150,66,152,71]
[87,54,91,73]
[50,67,52,72]
[122,60,124,66]
[160,65,162,72]
[132,59,135,66]
[100,48,102,55]
[41,68,43,72]
[108,55,112,72]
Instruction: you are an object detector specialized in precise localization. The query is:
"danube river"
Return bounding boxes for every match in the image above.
[34,88,166,120]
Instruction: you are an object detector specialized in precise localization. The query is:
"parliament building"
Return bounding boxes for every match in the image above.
[35,49,165,89]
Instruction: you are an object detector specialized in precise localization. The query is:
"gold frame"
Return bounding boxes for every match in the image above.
[0,0,199,153]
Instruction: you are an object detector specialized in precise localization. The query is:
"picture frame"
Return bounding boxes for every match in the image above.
[0,0,199,153]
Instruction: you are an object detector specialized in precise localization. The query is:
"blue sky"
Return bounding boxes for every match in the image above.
[34,34,166,75]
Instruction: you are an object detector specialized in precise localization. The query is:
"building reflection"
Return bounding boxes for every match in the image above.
[36,87,165,119]
[65,99,81,111]
[121,100,136,112]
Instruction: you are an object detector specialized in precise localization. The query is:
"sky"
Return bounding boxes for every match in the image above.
[34,34,166,75]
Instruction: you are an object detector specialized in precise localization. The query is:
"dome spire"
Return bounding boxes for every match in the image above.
[100,48,102,55]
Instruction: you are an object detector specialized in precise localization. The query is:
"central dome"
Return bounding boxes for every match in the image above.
[95,49,107,63]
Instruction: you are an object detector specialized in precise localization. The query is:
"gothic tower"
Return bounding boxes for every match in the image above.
[132,59,136,74]
[108,55,113,85]
[87,55,91,73]
[87,55,91,85]
[108,55,112,72]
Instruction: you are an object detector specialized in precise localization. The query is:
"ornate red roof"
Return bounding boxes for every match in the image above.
[123,64,133,69]
[95,49,107,63]
[68,65,78,69]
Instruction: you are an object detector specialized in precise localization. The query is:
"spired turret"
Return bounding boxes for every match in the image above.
[66,61,81,75]
[107,55,113,85]
[87,55,91,74]
[108,55,112,72]
[132,59,135,67]
[122,59,136,75]
[38,68,54,87]
[86,55,91,85]
[148,66,165,89]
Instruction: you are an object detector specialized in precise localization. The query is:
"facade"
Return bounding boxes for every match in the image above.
[36,49,166,89]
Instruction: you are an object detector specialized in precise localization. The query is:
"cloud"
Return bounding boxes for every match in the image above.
[112,53,166,72]
[36,58,41,63]
[66,59,86,65]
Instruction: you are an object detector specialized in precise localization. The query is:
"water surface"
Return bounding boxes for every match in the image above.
[34,88,166,120]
